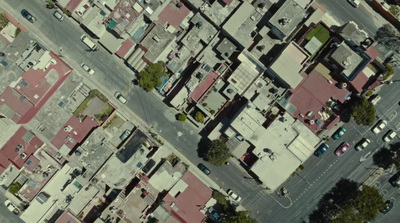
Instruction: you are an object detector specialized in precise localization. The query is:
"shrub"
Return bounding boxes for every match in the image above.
[210,109,216,115]
[366,90,373,97]
[14,28,21,37]
[195,111,205,123]
[178,113,186,122]
[8,182,22,195]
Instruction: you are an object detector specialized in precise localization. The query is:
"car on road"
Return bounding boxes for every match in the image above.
[227,189,241,202]
[335,142,350,156]
[332,127,346,140]
[389,173,400,187]
[380,200,394,214]
[372,120,387,134]
[347,0,360,8]
[114,92,127,104]
[383,130,397,142]
[21,9,36,23]
[355,138,371,151]
[198,163,210,175]
[53,10,64,21]
[81,63,95,75]
[314,143,329,157]
[4,200,19,215]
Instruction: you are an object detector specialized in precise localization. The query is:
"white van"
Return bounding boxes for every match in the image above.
[347,0,361,8]
[80,35,97,51]
[114,92,127,104]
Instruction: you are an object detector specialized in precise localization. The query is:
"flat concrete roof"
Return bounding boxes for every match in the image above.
[250,112,319,190]
[148,161,186,192]
[222,1,262,48]
[167,45,191,73]
[141,24,175,63]
[269,42,309,88]
[339,21,368,46]
[330,44,363,78]
[269,0,308,39]
[203,0,241,26]
[201,81,228,114]
[243,78,285,111]
[181,13,218,50]
[20,164,75,223]
[81,6,107,38]
[229,102,266,139]
[228,50,266,95]
[99,31,125,53]
[216,38,236,59]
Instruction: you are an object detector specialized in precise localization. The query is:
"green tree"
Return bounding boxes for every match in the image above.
[223,211,257,223]
[206,139,231,166]
[178,113,186,122]
[0,13,9,30]
[352,97,375,126]
[138,61,166,92]
[195,111,205,123]
[351,185,385,222]
[373,148,394,169]
[8,182,22,195]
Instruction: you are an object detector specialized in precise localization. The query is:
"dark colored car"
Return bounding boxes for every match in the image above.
[21,9,36,23]
[380,200,394,214]
[389,173,400,188]
[198,163,210,175]
[332,127,346,140]
[314,143,329,157]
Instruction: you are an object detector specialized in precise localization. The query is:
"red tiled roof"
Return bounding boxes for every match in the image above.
[157,1,190,29]
[222,0,233,6]
[55,209,81,223]
[190,72,219,102]
[116,39,135,59]
[162,171,212,223]
[23,154,40,173]
[0,126,43,170]
[51,116,98,150]
[0,155,10,174]
[350,71,368,93]
[365,45,379,61]
[289,69,350,133]
[0,52,72,124]
[66,0,83,12]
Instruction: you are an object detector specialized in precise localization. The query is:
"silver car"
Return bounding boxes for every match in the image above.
[53,11,64,21]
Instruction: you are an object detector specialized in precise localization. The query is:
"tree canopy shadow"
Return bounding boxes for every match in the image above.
[197,137,211,159]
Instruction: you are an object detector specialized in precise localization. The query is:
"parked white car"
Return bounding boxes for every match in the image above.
[81,63,95,75]
[383,130,397,142]
[372,120,387,134]
[227,189,241,202]
[114,92,127,104]
[4,200,19,215]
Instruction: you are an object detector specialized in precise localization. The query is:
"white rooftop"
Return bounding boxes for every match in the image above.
[228,50,266,95]
[20,164,76,223]
[229,102,266,139]
[269,42,309,88]
[249,112,319,190]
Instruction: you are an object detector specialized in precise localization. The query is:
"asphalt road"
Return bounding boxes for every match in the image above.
[3,1,400,223]
[316,0,385,37]
[0,190,24,223]
[2,0,273,222]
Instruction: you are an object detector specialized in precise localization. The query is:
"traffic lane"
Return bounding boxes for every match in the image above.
[5,0,130,91]
[0,193,24,223]
[316,0,380,36]
[267,127,376,222]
